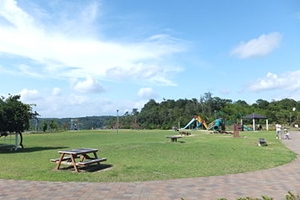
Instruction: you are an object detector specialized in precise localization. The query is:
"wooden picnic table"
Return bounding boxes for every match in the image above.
[166,135,182,142]
[50,148,107,172]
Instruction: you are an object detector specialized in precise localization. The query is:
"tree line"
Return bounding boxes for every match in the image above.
[12,92,300,132]
[107,92,300,130]
[32,116,114,132]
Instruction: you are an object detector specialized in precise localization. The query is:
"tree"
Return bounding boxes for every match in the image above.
[0,94,38,148]
[49,120,58,132]
[131,108,139,129]
[42,121,48,132]
[254,99,269,109]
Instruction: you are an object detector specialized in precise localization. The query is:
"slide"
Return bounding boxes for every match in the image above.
[196,116,208,129]
[243,125,253,131]
[182,118,196,129]
[207,120,216,130]
[214,118,222,130]
[207,119,222,130]
[195,122,203,129]
[182,115,208,130]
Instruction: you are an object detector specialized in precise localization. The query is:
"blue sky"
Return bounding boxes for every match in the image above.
[0,0,299,118]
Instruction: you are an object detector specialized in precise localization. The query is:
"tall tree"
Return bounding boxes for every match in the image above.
[0,95,38,148]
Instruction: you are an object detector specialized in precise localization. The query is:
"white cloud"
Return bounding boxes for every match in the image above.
[72,75,105,94]
[25,92,141,118]
[52,87,61,96]
[0,0,35,30]
[106,62,182,86]
[69,94,88,105]
[137,87,158,99]
[18,87,105,117]
[19,88,41,101]
[0,0,185,85]
[231,32,282,59]
[248,71,300,92]
[17,64,43,78]
[0,1,188,118]
[15,86,146,118]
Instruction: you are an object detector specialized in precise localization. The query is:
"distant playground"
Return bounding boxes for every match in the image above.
[181,115,226,132]
[180,115,255,133]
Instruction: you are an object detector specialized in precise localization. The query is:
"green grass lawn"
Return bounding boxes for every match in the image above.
[0,129,296,182]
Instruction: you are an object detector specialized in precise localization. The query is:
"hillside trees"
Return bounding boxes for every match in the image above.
[118,108,140,129]
[134,96,233,129]
[107,93,300,130]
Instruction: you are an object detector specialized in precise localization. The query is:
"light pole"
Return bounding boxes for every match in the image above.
[116,109,119,133]
[291,107,296,127]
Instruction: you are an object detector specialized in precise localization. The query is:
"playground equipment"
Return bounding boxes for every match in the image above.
[208,118,225,132]
[242,125,253,131]
[70,119,78,130]
[182,115,208,130]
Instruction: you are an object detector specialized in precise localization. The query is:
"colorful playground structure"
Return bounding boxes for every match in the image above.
[207,118,225,132]
[181,115,225,132]
[182,115,208,130]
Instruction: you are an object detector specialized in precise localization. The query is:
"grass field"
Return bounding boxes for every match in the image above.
[0,129,296,182]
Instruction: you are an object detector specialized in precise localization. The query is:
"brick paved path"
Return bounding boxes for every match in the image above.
[0,132,299,200]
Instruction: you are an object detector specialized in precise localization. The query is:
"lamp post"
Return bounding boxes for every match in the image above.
[116,109,119,133]
[291,107,296,127]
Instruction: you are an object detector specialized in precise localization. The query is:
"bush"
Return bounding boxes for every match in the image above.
[215,191,300,200]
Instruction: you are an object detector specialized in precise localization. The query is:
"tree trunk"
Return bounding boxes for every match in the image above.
[18,132,24,149]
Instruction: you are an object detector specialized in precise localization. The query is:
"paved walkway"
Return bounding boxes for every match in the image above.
[1,133,300,200]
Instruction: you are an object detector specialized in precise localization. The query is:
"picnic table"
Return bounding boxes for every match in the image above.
[50,148,107,172]
[166,135,182,142]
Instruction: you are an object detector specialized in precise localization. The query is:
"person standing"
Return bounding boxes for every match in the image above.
[275,124,282,139]
[284,129,290,140]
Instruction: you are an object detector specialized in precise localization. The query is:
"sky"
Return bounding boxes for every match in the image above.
[0,0,299,118]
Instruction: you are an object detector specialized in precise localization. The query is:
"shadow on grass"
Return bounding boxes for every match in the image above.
[0,146,68,153]
[57,163,113,173]
[166,141,186,143]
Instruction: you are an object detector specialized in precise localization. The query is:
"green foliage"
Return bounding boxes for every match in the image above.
[286,191,300,200]
[105,93,300,130]
[42,122,48,132]
[0,94,38,147]
[236,196,273,200]
[0,95,31,133]
[217,191,300,200]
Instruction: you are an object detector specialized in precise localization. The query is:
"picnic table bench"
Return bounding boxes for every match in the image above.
[50,156,73,163]
[78,158,107,166]
[50,148,107,172]
[166,135,182,142]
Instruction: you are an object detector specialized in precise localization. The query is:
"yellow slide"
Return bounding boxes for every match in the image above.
[196,116,208,129]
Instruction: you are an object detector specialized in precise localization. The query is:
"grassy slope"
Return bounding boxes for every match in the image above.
[0,129,296,182]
